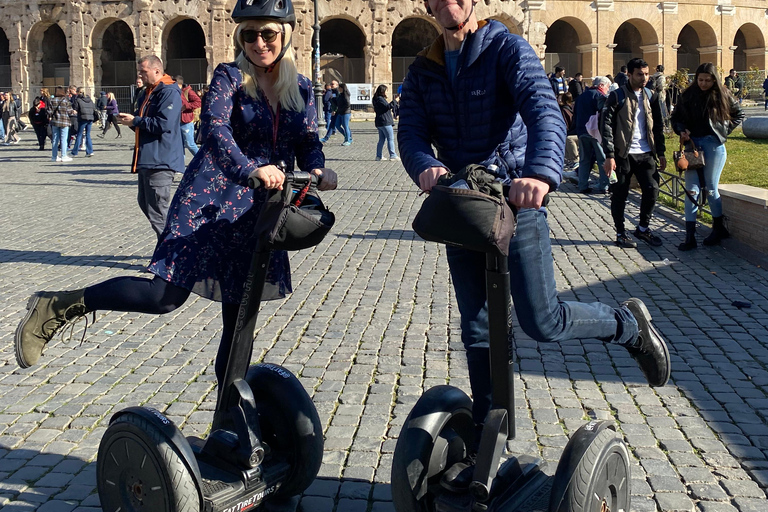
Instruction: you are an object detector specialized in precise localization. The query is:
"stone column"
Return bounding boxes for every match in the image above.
[371,0,392,88]
[640,44,664,70]
[594,0,614,75]
[67,1,93,90]
[576,43,598,79]
[134,0,159,58]
[605,43,617,76]
[207,0,234,82]
[659,2,678,73]
[717,2,735,71]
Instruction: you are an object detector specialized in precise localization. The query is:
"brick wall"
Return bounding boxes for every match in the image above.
[719,185,768,255]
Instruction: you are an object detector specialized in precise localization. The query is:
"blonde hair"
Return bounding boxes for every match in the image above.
[107,92,115,102]
[234,21,304,112]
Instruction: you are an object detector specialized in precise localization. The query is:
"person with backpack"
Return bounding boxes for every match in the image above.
[601,58,666,249]
[71,87,96,157]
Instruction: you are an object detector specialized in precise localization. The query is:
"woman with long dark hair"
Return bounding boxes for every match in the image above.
[334,82,352,145]
[372,84,399,161]
[671,62,744,251]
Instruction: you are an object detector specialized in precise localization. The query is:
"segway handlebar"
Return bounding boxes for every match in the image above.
[247,161,319,190]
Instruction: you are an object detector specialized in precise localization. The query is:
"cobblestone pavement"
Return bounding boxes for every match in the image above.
[1,122,768,512]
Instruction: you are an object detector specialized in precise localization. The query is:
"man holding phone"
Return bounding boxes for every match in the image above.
[119,55,184,240]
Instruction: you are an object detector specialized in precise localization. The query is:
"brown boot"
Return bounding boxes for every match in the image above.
[15,289,91,368]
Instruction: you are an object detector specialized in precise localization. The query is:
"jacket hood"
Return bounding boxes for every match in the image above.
[420,19,502,69]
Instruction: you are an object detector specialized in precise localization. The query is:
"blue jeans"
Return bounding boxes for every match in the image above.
[577,134,609,191]
[72,120,93,156]
[180,122,199,156]
[324,110,333,129]
[322,113,337,139]
[335,113,352,143]
[51,126,70,159]
[446,208,638,425]
[0,119,5,140]
[376,125,397,158]
[684,135,727,221]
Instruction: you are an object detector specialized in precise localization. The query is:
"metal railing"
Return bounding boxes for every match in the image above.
[657,167,711,217]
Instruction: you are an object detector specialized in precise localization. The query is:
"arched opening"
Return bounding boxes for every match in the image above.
[544,18,591,78]
[319,18,366,84]
[391,18,439,88]
[676,22,718,73]
[99,20,136,87]
[733,23,766,71]
[612,19,660,73]
[0,28,10,90]
[42,24,70,87]
[165,19,207,87]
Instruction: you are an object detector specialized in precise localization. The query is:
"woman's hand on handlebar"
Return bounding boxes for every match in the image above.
[253,165,285,190]
[312,168,338,191]
[507,178,549,209]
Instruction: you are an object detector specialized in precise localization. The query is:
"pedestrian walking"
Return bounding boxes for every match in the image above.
[98,92,122,138]
[48,86,75,161]
[559,92,578,171]
[29,97,49,151]
[132,77,145,114]
[672,62,745,250]
[175,75,202,156]
[1,91,20,145]
[71,87,96,157]
[398,0,671,442]
[573,76,611,193]
[372,84,399,161]
[13,0,338,403]
[335,82,352,145]
[66,85,79,150]
[319,79,339,142]
[601,58,667,249]
[762,75,768,111]
[96,91,108,128]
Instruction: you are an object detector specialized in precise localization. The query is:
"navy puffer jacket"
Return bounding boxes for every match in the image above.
[398,20,564,190]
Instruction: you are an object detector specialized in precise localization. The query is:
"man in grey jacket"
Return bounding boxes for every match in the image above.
[601,58,666,248]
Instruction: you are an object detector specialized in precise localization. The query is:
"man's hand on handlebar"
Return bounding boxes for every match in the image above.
[507,178,549,209]
[419,166,449,192]
[312,168,338,191]
[253,165,286,190]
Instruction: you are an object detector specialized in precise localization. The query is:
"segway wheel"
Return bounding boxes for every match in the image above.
[391,385,475,512]
[245,363,324,497]
[97,413,200,512]
[556,427,631,512]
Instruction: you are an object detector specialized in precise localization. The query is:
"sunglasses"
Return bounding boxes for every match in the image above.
[241,29,282,44]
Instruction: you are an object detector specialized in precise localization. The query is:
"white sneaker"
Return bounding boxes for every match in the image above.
[55,156,63,162]
[390,155,400,161]
[375,157,387,161]
[61,156,73,162]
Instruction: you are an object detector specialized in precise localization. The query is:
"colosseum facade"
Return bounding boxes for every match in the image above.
[0,0,766,106]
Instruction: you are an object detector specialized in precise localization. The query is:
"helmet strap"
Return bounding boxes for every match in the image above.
[445,4,474,31]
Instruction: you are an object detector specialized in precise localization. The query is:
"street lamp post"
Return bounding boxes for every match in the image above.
[312,0,325,128]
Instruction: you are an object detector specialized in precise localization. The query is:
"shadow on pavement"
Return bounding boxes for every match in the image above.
[0,249,148,271]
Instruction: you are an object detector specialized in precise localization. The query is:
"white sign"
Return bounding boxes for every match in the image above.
[346,83,373,105]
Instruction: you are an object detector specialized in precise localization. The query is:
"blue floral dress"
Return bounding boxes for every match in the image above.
[148,62,324,303]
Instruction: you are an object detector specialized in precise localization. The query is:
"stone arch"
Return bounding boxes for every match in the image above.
[489,14,522,36]
[733,23,765,71]
[92,19,137,87]
[0,27,10,89]
[163,17,208,86]
[544,17,592,77]
[391,17,439,86]
[27,22,70,89]
[676,21,718,73]
[612,19,660,72]
[320,17,367,83]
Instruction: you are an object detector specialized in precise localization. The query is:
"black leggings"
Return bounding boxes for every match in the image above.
[102,114,122,136]
[84,276,239,383]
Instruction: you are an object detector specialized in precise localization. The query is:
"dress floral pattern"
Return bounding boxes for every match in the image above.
[148,62,324,303]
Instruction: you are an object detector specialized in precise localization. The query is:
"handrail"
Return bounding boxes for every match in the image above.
[657,168,711,218]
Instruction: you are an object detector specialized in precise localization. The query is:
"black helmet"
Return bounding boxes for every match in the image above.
[232,0,296,28]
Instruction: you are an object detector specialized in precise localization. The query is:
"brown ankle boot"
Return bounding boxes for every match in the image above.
[15,289,91,368]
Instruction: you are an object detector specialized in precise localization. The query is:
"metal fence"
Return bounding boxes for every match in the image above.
[657,168,711,217]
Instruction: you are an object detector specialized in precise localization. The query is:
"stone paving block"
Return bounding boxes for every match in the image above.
[655,492,695,511]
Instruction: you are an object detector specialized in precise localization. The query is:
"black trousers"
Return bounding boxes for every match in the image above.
[33,124,47,149]
[610,152,659,233]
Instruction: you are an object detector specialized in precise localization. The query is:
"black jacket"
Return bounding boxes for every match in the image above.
[335,88,351,115]
[600,85,665,160]
[74,95,95,121]
[372,96,394,127]
[671,91,745,145]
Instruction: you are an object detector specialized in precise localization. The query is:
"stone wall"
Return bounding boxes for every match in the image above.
[0,0,767,105]
[719,184,768,255]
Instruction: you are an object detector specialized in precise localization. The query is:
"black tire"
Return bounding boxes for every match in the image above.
[245,363,324,497]
[391,385,475,512]
[97,413,200,512]
[561,428,631,512]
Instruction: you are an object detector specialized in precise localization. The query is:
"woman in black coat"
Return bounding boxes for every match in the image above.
[29,97,49,150]
[372,84,399,161]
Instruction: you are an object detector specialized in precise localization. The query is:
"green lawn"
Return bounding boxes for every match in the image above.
[663,128,768,189]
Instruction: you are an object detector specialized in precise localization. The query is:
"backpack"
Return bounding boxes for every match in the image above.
[611,86,653,112]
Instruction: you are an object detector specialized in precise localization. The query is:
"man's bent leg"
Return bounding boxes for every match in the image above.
[508,208,637,344]
[446,246,492,427]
